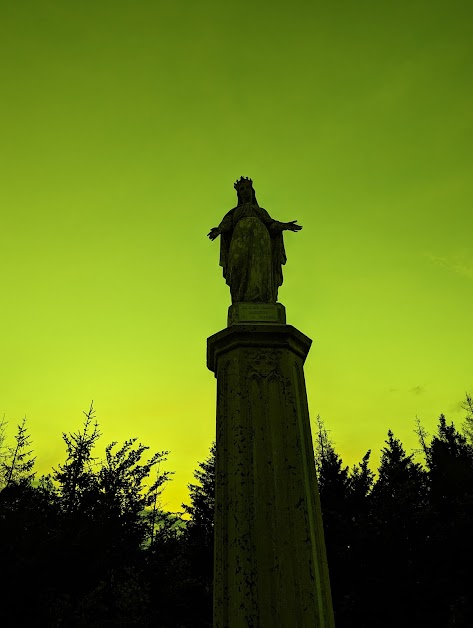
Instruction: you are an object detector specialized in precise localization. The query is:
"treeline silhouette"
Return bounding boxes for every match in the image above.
[0,395,472,627]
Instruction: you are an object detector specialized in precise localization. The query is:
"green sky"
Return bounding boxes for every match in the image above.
[1,0,472,516]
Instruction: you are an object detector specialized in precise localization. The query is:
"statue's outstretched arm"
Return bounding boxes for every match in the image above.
[208,227,220,240]
[259,207,302,234]
[267,220,303,235]
[208,209,233,240]
[285,220,303,232]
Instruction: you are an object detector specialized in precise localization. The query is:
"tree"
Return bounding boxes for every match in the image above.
[423,414,473,627]
[147,464,185,547]
[313,414,350,509]
[371,429,428,509]
[177,442,216,627]
[313,414,353,626]
[140,443,216,628]
[52,401,101,516]
[413,413,431,463]
[0,474,61,626]
[314,413,333,477]
[181,440,215,541]
[426,414,473,506]
[0,414,8,488]
[347,449,375,511]
[358,429,430,627]
[1,416,36,487]
[459,391,473,446]
[96,437,174,551]
[42,402,181,627]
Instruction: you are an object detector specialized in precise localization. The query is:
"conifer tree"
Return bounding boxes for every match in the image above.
[176,442,216,628]
[426,413,473,505]
[371,429,428,510]
[459,391,473,446]
[0,414,8,489]
[347,449,375,521]
[413,413,431,464]
[422,414,473,627]
[365,430,430,626]
[181,440,215,541]
[314,413,332,476]
[313,414,350,507]
[313,414,352,625]
[334,449,376,626]
[1,416,36,487]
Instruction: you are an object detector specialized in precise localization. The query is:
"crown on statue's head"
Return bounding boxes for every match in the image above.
[234,176,253,191]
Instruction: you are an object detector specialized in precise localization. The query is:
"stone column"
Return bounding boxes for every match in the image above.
[207,302,335,628]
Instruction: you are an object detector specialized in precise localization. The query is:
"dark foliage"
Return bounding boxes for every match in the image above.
[313,405,473,628]
[1,395,473,627]
[0,403,178,627]
[422,414,473,628]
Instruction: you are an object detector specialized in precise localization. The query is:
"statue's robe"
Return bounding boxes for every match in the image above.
[218,202,287,303]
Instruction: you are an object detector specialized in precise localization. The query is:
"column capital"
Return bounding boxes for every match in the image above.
[207,324,313,376]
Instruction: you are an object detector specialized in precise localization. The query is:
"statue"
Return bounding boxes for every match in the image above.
[207,176,302,304]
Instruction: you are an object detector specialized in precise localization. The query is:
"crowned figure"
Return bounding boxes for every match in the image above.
[207,177,302,304]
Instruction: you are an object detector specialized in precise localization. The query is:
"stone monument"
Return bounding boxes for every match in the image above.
[206,177,335,627]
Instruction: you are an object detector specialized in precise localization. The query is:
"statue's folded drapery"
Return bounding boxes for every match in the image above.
[218,202,287,303]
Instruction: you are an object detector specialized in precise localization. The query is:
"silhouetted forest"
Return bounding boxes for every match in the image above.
[1,395,472,627]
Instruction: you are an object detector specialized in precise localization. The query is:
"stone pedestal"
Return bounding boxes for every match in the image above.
[207,304,335,628]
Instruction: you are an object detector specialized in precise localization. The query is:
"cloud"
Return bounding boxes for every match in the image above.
[448,400,465,414]
[423,250,473,282]
[410,385,425,395]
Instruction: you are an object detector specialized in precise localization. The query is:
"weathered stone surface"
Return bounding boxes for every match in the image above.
[207,177,302,304]
[207,323,335,628]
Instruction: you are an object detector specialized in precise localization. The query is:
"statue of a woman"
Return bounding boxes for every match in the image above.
[207,176,302,304]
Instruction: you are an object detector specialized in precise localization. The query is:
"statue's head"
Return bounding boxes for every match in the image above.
[234,176,258,206]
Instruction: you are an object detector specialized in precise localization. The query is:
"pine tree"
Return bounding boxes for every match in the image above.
[459,391,473,446]
[423,413,473,627]
[426,413,473,506]
[412,413,431,466]
[313,414,350,509]
[314,413,333,477]
[371,429,428,510]
[313,414,353,625]
[334,449,376,627]
[371,429,429,550]
[365,430,431,626]
[0,414,8,489]
[1,416,36,487]
[176,442,216,628]
[347,449,375,524]
[181,440,215,541]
